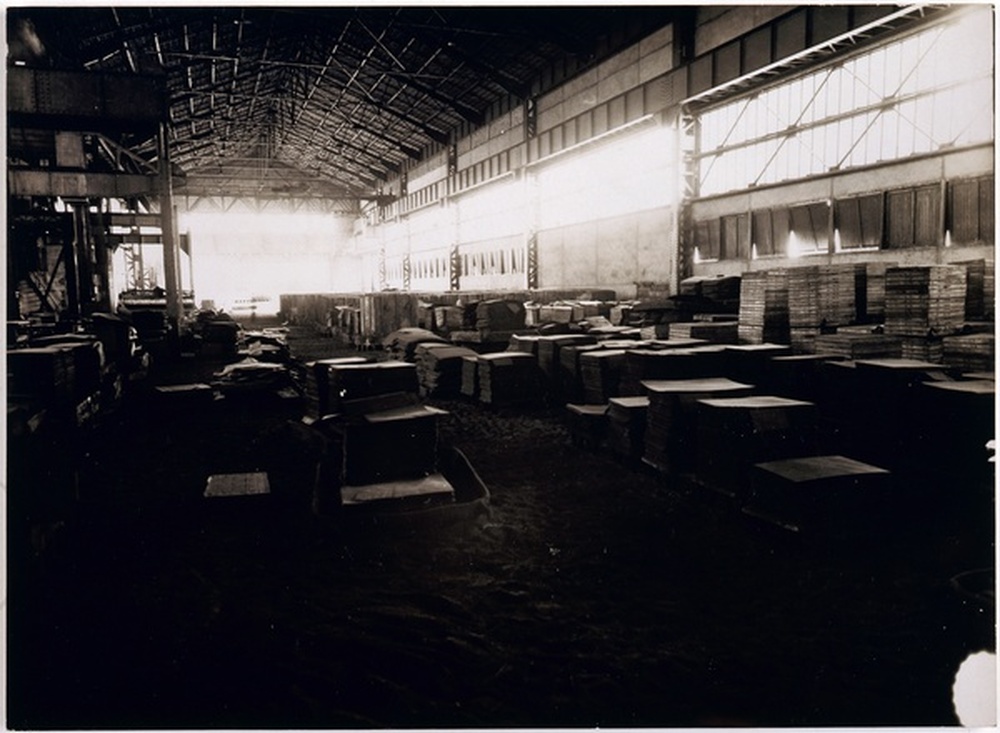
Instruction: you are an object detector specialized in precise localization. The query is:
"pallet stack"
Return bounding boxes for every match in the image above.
[415,344,479,397]
[579,349,628,404]
[341,403,447,485]
[304,356,369,418]
[477,352,544,408]
[619,344,725,395]
[942,332,995,372]
[536,334,597,395]
[787,266,822,352]
[863,262,895,323]
[565,403,608,449]
[885,265,967,337]
[383,328,449,362]
[813,331,902,360]
[694,395,818,498]
[558,344,603,403]
[327,362,419,415]
[667,320,739,344]
[818,264,860,328]
[642,378,755,476]
[460,355,480,399]
[738,269,790,344]
[606,395,650,464]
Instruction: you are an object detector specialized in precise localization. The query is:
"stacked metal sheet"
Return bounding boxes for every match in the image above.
[744,455,892,535]
[565,403,609,449]
[558,344,603,403]
[508,333,541,356]
[606,396,650,464]
[863,262,896,323]
[724,343,792,386]
[579,349,627,404]
[813,331,902,360]
[885,265,967,337]
[538,304,575,324]
[694,395,818,498]
[787,266,821,329]
[434,305,465,332]
[477,352,544,407]
[642,378,755,476]
[460,355,480,399]
[956,259,987,319]
[817,264,859,327]
[899,336,944,363]
[327,361,419,414]
[304,357,369,418]
[764,354,847,402]
[535,334,597,389]
[942,333,995,372]
[619,345,727,395]
[918,379,995,487]
[7,346,77,405]
[383,328,449,362]
[667,321,739,343]
[341,404,447,485]
[738,269,790,344]
[415,344,479,397]
[476,299,526,333]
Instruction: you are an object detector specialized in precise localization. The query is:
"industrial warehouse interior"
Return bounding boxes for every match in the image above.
[4,3,997,729]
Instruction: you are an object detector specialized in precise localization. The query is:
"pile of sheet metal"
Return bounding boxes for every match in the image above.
[642,378,754,475]
[618,345,726,395]
[326,361,419,414]
[606,395,649,464]
[476,299,526,333]
[863,262,895,323]
[212,357,292,394]
[340,403,448,486]
[813,331,903,359]
[304,357,369,418]
[884,265,967,337]
[558,343,603,403]
[818,264,860,327]
[579,349,628,404]
[763,354,846,403]
[957,258,988,319]
[917,379,995,488]
[694,395,817,498]
[667,320,739,343]
[508,333,541,356]
[383,327,449,362]
[738,269,790,344]
[461,355,480,399]
[565,403,608,449]
[477,352,544,408]
[942,332,995,372]
[724,343,792,386]
[8,345,77,407]
[744,455,892,535]
[415,344,479,397]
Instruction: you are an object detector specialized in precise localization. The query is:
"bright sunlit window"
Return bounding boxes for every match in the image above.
[696,7,994,196]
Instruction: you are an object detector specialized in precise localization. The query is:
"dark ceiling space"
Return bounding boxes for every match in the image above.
[7,6,680,199]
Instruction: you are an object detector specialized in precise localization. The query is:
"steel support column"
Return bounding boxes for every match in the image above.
[158,123,184,321]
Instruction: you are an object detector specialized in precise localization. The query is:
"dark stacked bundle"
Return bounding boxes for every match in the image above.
[31,335,104,399]
[863,262,895,323]
[565,403,608,449]
[744,455,892,536]
[535,334,597,390]
[813,331,902,359]
[694,395,817,498]
[212,358,291,394]
[606,396,650,464]
[434,305,465,332]
[416,345,479,397]
[619,345,726,395]
[764,354,846,402]
[700,275,742,312]
[304,357,369,418]
[579,349,627,404]
[539,304,575,324]
[917,379,995,489]
[341,404,447,485]
[509,334,541,356]
[327,361,419,414]
[642,378,754,475]
[478,352,543,408]
[942,333,995,372]
[7,346,77,407]
[724,343,793,386]
[558,344,603,403]
[818,264,858,327]
[885,265,967,337]
[382,328,448,362]
[153,383,216,413]
[899,336,944,363]
[476,299,526,334]
[201,319,240,357]
[738,270,789,344]
[667,321,739,344]
[460,355,479,399]
[957,259,987,319]
[787,265,821,353]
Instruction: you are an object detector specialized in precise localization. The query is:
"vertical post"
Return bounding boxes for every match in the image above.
[158,123,184,321]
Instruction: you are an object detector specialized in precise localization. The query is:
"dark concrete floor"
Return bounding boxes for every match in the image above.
[7,324,995,729]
